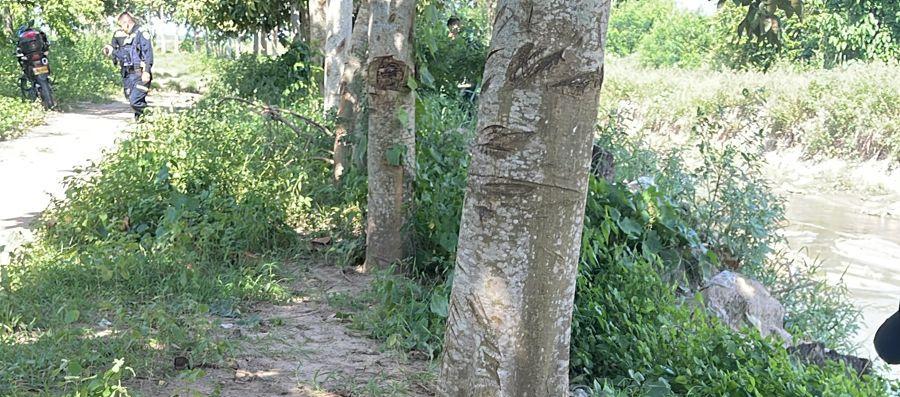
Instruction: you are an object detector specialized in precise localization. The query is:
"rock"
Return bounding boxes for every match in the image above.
[701,271,793,346]
[789,342,871,377]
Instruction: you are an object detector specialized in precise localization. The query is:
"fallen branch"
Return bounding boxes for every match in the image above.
[215,96,331,137]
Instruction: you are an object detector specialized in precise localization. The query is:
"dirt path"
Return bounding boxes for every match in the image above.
[135,264,434,397]
[1,88,432,396]
[0,91,199,263]
[0,100,131,262]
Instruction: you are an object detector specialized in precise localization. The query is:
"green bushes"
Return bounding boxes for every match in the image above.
[349,87,889,394]
[208,40,318,107]
[0,102,321,393]
[601,58,900,162]
[50,36,120,103]
[0,96,42,140]
[571,185,889,395]
[606,0,714,69]
[0,36,119,139]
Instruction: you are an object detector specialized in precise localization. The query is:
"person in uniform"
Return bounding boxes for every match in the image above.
[102,12,154,120]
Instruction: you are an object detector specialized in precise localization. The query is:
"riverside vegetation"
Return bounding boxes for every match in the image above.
[0,0,899,395]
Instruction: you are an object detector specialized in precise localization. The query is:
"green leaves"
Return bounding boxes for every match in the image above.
[384,144,408,167]
[64,309,80,324]
[429,292,448,318]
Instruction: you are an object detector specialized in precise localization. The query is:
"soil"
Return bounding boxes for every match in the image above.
[132,264,434,397]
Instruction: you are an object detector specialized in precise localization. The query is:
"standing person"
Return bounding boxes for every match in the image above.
[102,12,154,120]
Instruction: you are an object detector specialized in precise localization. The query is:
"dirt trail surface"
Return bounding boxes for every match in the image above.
[1,90,431,396]
[134,263,434,397]
[0,92,198,262]
[0,100,131,261]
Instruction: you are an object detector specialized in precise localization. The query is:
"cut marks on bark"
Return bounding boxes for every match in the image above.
[368,56,410,92]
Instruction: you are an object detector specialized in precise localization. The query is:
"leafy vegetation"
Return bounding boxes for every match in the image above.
[609,0,900,70]
[0,94,327,394]
[601,57,900,161]
[1,0,898,395]
[0,36,119,140]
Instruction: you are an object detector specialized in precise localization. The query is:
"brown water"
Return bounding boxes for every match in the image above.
[783,192,900,378]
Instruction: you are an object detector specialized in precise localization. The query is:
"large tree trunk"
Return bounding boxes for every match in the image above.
[364,0,416,270]
[253,31,260,55]
[438,0,610,395]
[333,0,370,183]
[324,0,353,112]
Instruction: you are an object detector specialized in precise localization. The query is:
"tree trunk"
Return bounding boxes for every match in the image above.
[270,29,279,55]
[332,0,370,182]
[309,0,328,78]
[205,28,212,55]
[438,0,611,395]
[2,6,13,39]
[260,29,268,55]
[291,2,303,41]
[193,29,201,53]
[324,0,353,112]
[364,0,416,270]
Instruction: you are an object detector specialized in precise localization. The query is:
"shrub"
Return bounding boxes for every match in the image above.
[635,7,714,69]
[606,0,674,57]
[0,103,319,392]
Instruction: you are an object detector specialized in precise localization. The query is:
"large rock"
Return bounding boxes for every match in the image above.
[702,271,793,346]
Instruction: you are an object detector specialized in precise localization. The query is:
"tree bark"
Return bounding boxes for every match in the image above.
[260,29,268,55]
[438,0,611,395]
[333,0,370,183]
[2,6,13,39]
[324,0,353,112]
[253,31,260,55]
[310,0,328,84]
[270,29,279,55]
[364,0,416,270]
[291,2,303,41]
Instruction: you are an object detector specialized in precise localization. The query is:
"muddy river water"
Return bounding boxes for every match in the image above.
[783,192,900,378]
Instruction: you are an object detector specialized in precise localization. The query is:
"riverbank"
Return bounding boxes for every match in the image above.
[762,151,900,379]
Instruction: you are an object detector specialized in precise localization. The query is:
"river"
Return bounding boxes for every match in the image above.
[783,191,900,379]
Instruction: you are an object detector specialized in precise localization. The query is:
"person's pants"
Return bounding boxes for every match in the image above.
[123,72,149,118]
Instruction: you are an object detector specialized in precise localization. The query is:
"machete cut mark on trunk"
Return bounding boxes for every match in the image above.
[476,175,582,196]
[478,124,534,154]
[368,56,410,92]
[549,66,605,96]
[506,43,566,85]
[494,4,511,34]
[482,76,494,92]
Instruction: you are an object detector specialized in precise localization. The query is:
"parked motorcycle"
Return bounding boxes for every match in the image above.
[14,24,56,110]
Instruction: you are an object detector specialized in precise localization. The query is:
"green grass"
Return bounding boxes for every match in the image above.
[0,100,327,394]
[601,57,900,162]
[0,96,43,141]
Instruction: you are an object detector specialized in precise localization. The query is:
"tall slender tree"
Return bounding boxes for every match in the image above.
[333,0,370,182]
[438,0,611,395]
[364,0,416,270]
[323,0,353,112]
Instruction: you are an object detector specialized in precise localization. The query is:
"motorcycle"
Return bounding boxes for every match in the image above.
[14,24,56,110]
